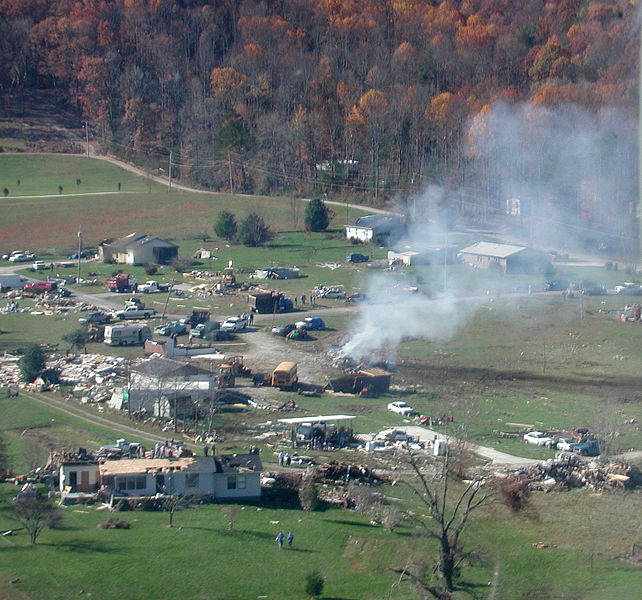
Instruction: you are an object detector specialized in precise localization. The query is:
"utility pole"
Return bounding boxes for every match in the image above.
[168,151,173,192]
[83,122,89,159]
[76,225,82,284]
[228,151,233,194]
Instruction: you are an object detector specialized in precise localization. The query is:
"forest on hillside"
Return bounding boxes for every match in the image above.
[0,0,639,255]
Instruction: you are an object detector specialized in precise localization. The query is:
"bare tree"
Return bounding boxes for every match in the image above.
[298,468,319,513]
[394,450,495,599]
[162,494,190,528]
[13,497,62,545]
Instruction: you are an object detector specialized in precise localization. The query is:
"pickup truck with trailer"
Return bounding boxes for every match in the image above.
[104,324,152,346]
[106,274,138,293]
[112,306,155,320]
[138,280,170,294]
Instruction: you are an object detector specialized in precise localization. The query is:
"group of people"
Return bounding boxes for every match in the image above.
[278,451,292,466]
[275,531,294,549]
[293,294,316,307]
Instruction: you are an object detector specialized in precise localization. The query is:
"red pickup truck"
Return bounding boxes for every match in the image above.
[23,281,57,294]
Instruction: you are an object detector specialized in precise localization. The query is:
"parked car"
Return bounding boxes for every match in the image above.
[346,252,369,263]
[615,282,642,295]
[272,323,296,337]
[570,439,600,456]
[545,278,570,291]
[320,288,346,299]
[221,316,248,331]
[8,253,35,262]
[189,321,220,340]
[554,438,574,451]
[523,431,554,447]
[78,311,111,324]
[346,292,368,303]
[579,281,606,296]
[387,401,414,415]
[32,261,47,270]
[294,317,325,331]
[154,321,187,336]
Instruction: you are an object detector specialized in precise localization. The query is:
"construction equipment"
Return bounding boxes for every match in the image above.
[222,267,236,287]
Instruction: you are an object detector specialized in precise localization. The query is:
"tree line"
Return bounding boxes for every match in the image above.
[0,0,638,252]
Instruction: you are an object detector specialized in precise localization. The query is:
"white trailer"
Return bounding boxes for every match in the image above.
[104,324,152,346]
[0,274,27,290]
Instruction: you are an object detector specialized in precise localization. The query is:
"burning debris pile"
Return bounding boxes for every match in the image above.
[509,455,642,493]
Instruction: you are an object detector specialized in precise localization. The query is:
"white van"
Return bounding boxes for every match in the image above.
[104,324,152,346]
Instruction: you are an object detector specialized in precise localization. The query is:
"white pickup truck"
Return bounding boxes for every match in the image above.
[138,280,170,293]
[112,306,156,320]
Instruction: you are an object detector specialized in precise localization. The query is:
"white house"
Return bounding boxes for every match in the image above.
[345,214,404,244]
[99,232,178,265]
[128,356,215,418]
[99,453,263,500]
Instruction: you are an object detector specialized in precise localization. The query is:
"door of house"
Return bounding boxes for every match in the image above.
[80,470,90,491]
[68,471,77,491]
[155,473,165,493]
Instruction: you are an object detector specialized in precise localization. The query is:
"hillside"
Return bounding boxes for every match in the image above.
[0,0,639,256]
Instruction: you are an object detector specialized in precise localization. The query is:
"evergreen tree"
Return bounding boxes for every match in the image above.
[214,210,237,241]
[19,344,46,383]
[304,198,329,232]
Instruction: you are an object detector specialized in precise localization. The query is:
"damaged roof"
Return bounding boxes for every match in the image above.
[214,453,263,474]
[132,356,211,378]
[103,232,177,252]
[100,456,215,476]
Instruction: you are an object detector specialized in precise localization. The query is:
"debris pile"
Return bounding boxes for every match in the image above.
[524,455,641,492]
[0,352,126,399]
[316,461,389,485]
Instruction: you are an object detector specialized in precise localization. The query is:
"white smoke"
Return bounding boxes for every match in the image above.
[339,99,637,362]
[339,273,471,363]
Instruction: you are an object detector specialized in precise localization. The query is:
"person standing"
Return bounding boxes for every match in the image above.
[287,531,294,548]
[276,531,284,549]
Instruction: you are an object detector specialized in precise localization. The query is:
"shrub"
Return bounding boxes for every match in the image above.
[116,499,131,512]
[304,570,324,598]
[171,257,193,273]
[239,213,270,247]
[100,518,131,529]
[19,344,46,383]
[144,263,158,275]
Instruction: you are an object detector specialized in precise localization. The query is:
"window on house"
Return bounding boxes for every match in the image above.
[227,476,236,490]
[120,476,146,491]
[186,473,199,488]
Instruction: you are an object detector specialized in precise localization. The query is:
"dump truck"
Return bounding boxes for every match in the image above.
[271,361,298,390]
[106,274,138,293]
[247,291,293,314]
